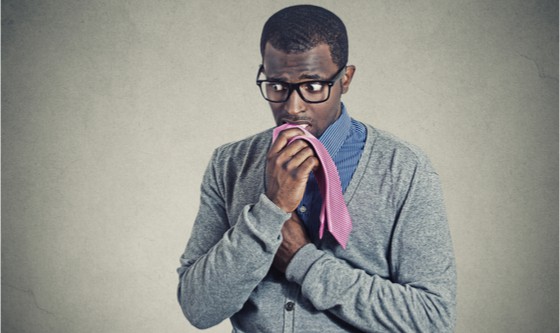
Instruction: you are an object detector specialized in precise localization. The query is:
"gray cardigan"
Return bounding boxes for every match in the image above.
[177,123,456,332]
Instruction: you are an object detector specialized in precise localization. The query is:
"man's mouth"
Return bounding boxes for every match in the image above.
[281,119,311,128]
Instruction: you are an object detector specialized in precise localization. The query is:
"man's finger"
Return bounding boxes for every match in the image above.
[269,128,306,155]
[286,146,317,170]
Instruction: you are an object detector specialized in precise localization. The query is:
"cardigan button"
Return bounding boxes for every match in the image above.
[284,301,295,311]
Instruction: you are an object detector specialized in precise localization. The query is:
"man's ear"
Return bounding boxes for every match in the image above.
[341,65,356,94]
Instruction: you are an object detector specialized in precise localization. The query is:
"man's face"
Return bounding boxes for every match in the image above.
[262,42,354,138]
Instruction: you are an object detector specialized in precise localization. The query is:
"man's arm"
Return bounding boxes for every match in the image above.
[283,169,456,332]
[177,148,290,329]
[177,128,317,329]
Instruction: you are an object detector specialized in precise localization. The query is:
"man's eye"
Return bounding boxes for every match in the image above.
[303,82,325,92]
[269,83,287,91]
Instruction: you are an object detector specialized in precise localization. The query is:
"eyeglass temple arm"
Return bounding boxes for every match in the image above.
[256,64,264,83]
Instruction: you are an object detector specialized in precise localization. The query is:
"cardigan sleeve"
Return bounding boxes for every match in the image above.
[285,168,457,332]
[177,148,290,329]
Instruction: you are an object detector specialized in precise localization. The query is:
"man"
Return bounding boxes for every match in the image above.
[177,5,456,332]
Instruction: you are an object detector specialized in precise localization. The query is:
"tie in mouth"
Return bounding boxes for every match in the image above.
[281,119,311,129]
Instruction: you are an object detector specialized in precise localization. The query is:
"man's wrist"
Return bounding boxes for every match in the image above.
[259,193,292,218]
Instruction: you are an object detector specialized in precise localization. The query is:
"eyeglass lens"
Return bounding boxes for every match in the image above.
[261,81,330,103]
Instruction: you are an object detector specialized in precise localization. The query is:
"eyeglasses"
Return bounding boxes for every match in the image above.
[256,64,347,103]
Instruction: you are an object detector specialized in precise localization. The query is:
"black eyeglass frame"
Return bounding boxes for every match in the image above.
[256,64,347,104]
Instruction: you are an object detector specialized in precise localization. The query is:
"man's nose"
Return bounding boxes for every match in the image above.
[285,88,306,115]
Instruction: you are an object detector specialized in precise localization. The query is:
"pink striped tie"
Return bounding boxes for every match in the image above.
[272,123,352,249]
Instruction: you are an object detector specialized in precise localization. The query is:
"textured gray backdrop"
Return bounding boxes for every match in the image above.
[2,1,558,332]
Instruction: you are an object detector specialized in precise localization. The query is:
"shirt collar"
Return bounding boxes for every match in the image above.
[318,103,352,158]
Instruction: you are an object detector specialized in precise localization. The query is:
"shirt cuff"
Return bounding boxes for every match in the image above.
[284,243,324,284]
[235,194,291,252]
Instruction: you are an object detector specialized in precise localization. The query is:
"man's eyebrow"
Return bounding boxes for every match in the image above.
[265,75,286,81]
[265,73,324,81]
[299,73,323,80]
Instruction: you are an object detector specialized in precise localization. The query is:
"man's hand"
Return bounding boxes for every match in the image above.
[266,128,319,213]
[273,213,311,273]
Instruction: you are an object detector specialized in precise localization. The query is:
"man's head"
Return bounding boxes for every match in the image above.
[260,5,348,69]
[258,5,355,138]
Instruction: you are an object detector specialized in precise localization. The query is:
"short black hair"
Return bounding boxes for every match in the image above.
[260,5,348,69]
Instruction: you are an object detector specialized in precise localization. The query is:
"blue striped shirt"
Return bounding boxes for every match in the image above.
[297,104,366,236]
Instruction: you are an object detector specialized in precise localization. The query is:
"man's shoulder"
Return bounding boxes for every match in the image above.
[363,123,436,173]
[212,128,272,160]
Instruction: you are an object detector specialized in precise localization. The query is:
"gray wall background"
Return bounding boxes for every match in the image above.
[2,1,558,332]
